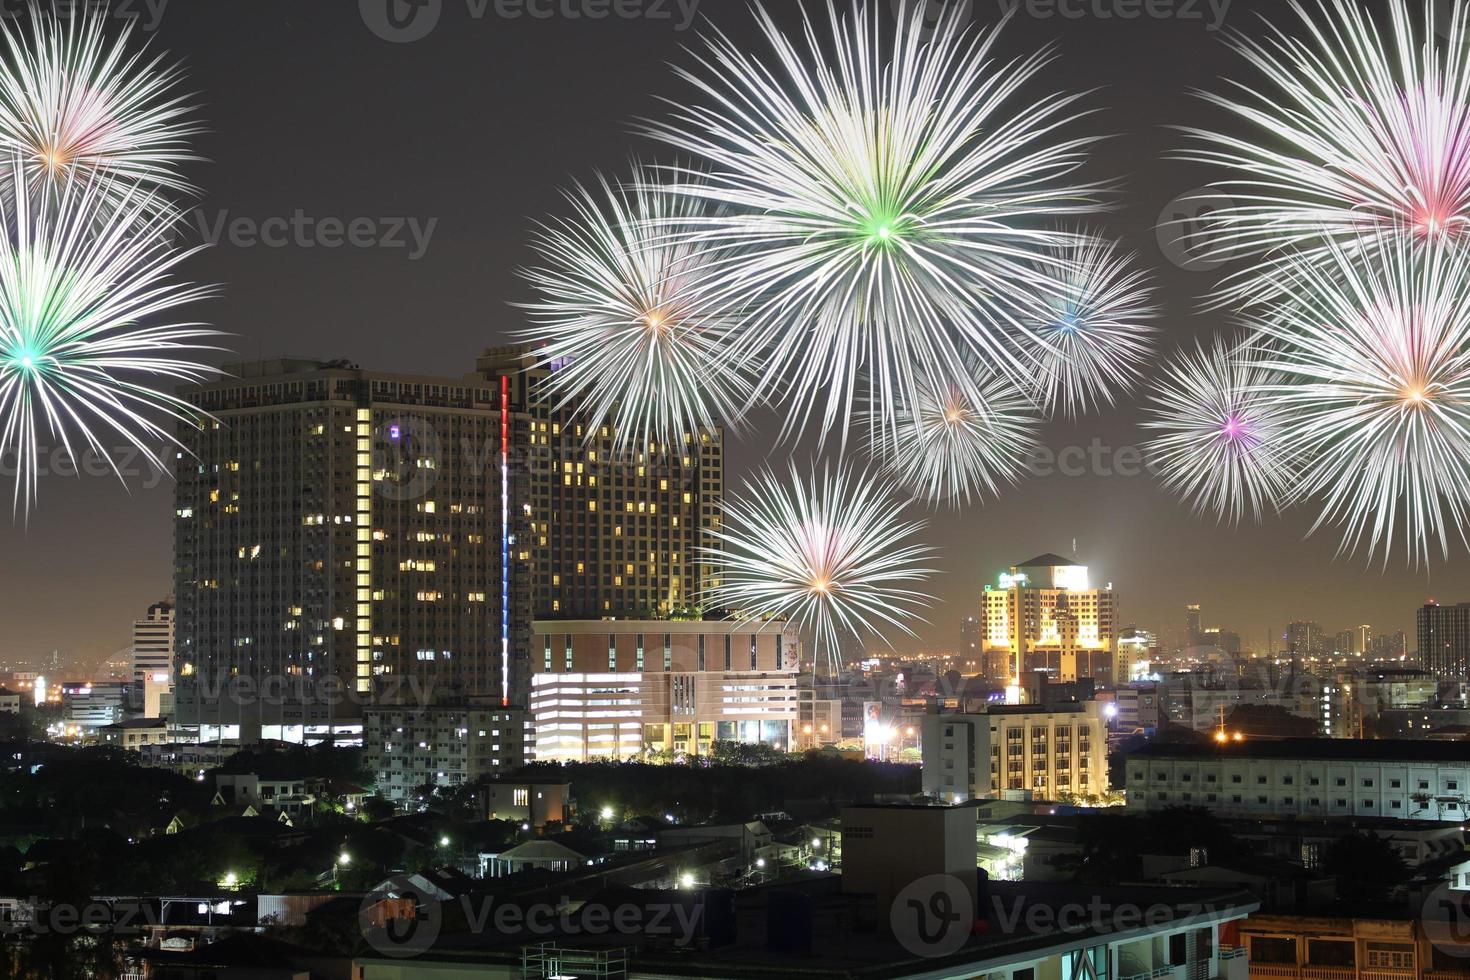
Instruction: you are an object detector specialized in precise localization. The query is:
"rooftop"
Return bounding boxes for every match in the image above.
[1127,738,1470,764]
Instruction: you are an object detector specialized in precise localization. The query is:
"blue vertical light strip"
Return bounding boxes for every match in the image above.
[500,376,511,707]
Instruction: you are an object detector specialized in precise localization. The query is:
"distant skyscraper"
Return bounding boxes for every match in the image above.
[173,359,532,744]
[1185,604,1202,647]
[1371,630,1407,661]
[1117,626,1155,683]
[476,345,723,620]
[959,616,981,672]
[132,598,173,687]
[1420,602,1470,678]
[980,554,1118,688]
[1286,621,1325,661]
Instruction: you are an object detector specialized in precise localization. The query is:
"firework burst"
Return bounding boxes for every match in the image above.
[0,171,217,515]
[873,366,1040,506]
[703,464,935,679]
[646,1,1102,444]
[519,167,748,453]
[1183,0,1470,300]
[0,2,198,205]
[1251,237,1470,565]
[1030,234,1156,417]
[1142,334,1303,526]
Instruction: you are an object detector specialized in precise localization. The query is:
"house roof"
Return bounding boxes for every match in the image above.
[494,839,586,862]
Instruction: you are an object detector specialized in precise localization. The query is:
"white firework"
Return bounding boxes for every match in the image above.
[875,367,1040,506]
[519,167,748,453]
[703,464,935,679]
[646,1,1102,444]
[1183,0,1470,300]
[0,2,198,204]
[0,171,217,515]
[1142,334,1302,525]
[1251,237,1470,565]
[1030,234,1156,417]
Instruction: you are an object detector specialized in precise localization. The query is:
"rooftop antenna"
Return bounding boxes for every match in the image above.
[1072,537,1078,558]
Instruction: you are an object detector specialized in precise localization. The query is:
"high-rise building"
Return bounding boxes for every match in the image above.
[1420,601,1470,678]
[1116,626,1154,683]
[132,598,174,687]
[528,619,799,761]
[1286,621,1325,662]
[959,616,981,672]
[979,554,1118,688]
[1371,629,1407,661]
[1185,603,1202,647]
[475,344,723,620]
[173,359,532,744]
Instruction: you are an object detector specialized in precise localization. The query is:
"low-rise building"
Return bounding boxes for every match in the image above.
[478,778,568,827]
[529,620,799,761]
[1126,738,1470,821]
[0,688,20,715]
[364,701,525,803]
[921,701,1108,802]
[98,717,171,751]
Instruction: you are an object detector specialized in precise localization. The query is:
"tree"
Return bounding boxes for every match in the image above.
[1322,833,1410,901]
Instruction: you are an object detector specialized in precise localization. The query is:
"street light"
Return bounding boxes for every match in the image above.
[600,805,615,821]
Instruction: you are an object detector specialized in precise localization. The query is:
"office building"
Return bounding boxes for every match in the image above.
[131,598,174,688]
[476,344,723,620]
[1115,681,1164,734]
[1371,629,1407,661]
[959,615,981,673]
[364,700,526,803]
[1186,603,1202,647]
[1420,600,1470,678]
[1117,626,1154,683]
[979,554,1118,688]
[62,681,129,732]
[921,700,1108,802]
[1125,738,1470,821]
[528,619,799,761]
[173,359,533,744]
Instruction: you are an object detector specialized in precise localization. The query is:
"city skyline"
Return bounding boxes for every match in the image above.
[0,0,1463,670]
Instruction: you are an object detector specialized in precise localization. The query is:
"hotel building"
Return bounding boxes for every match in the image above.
[528,620,799,761]
[980,554,1119,688]
[476,344,723,620]
[921,701,1108,802]
[173,359,533,744]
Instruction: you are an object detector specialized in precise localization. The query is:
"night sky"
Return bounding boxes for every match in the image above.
[1,0,1463,672]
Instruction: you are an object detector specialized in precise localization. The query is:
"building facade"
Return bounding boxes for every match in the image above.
[131,599,174,688]
[364,701,526,803]
[921,701,1108,802]
[1420,600,1470,678]
[528,620,799,761]
[476,344,723,621]
[980,554,1118,688]
[173,359,533,744]
[1126,739,1470,821]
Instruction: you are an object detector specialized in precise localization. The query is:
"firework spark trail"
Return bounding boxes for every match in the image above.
[702,463,935,680]
[0,2,198,208]
[518,166,749,454]
[872,365,1040,506]
[1251,236,1470,565]
[1030,233,1156,418]
[1142,334,1304,526]
[646,1,1104,447]
[0,170,218,516]
[1182,0,1470,303]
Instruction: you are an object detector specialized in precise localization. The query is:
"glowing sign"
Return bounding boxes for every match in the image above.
[998,572,1028,589]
